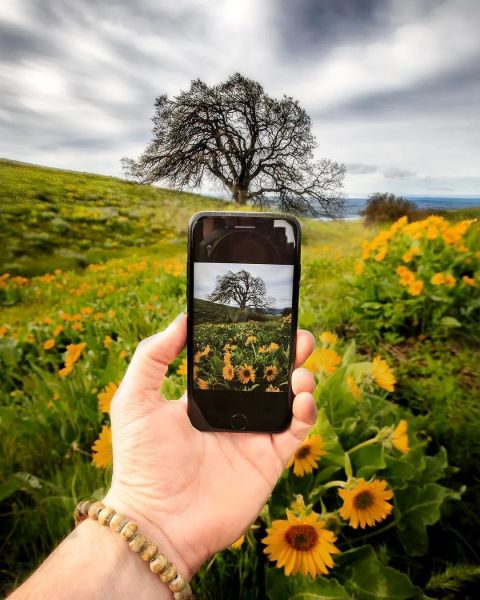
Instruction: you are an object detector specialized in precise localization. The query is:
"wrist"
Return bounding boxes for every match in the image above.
[102,490,199,582]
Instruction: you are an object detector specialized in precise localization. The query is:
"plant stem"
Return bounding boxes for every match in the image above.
[357,520,396,542]
[347,436,379,455]
[322,480,347,489]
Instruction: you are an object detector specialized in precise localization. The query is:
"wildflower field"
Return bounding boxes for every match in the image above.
[2,160,480,598]
[193,315,291,391]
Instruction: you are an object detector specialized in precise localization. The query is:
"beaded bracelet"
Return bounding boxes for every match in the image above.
[74,500,192,600]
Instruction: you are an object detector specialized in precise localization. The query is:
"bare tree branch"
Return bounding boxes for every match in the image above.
[123,73,345,216]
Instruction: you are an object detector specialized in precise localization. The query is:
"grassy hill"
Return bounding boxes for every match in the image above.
[193,297,279,324]
[0,159,236,276]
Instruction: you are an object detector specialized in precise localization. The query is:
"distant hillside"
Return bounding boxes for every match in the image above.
[0,159,241,275]
[193,298,280,324]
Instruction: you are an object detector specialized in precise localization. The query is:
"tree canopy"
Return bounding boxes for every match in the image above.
[123,73,345,216]
[208,270,274,311]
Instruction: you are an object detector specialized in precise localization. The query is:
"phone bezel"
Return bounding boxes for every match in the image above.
[186,211,302,433]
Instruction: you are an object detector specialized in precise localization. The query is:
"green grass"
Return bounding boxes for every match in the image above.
[0,159,237,276]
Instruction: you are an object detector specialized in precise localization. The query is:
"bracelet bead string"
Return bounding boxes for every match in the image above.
[74,500,192,600]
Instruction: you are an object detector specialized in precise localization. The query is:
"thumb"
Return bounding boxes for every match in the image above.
[119,312,187,396]
[272,392,318,465]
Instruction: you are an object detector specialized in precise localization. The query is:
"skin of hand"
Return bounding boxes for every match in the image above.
[103,312,317,580]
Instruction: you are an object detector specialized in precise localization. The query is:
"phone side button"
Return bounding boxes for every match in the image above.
[231,413,248,431]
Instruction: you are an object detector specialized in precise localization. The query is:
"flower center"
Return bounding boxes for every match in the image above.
[243,369,251,377]
[354,490,374,509]
[295,445,311,460]
[284,524,318,551]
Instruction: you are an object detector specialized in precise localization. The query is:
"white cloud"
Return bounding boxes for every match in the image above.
[0,0,479,196]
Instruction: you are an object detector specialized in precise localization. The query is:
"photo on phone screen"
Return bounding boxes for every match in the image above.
[193,262,294,392]
[187,212,300,432]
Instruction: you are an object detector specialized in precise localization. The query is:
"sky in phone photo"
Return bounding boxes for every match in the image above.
[0,0,479,196]
[194,263,294,310]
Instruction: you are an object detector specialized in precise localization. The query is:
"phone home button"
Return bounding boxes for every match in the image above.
[231,413,248,431]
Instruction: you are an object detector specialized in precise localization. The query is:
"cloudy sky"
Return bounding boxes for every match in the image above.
[194,263,294,309]
[1,0,479,196]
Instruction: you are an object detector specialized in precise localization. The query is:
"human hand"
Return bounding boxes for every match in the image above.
[103,313,317,580]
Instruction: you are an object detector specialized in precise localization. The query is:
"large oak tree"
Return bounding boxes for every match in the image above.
[208,270,274,311]
[123,73,345,216]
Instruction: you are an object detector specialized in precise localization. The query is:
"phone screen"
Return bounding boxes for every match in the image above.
[187,213,300,432]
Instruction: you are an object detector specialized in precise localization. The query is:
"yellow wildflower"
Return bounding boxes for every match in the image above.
[371,356,396,392]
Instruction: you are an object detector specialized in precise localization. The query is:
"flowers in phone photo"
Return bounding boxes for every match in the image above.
[237,364,256,384]
[222,363,234,381]
[264,364,278,381]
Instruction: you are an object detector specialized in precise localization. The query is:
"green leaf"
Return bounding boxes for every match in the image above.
[311,408,346,476]
[440,316,461,328]
[341,340,357,367]
[317,368,357,432]
[0,476,21,502]
[394,483,462,556]
[266,568,350,600]
[351,444,386,479]
[161,376,184,400]
[384,446,426,490]
[335,546,421,600]
[422,447,448,484]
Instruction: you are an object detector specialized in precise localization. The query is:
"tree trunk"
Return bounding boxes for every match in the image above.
[231,184,248,205]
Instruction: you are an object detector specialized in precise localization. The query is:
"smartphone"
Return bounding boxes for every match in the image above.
[187,211,301,433]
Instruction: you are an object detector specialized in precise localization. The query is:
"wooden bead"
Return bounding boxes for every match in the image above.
[140,542,158,562]
[169,574,187,593]
[88,501,105,520]
[79,500,93,516]
[174,583,192,600]
[120,521,138,541]
[109,513,128,533]
[128,532,148,553]
[159,563,177,583]
[98,507,115,526]
[149,553,168,574]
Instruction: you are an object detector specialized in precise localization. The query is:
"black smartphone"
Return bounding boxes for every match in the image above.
[187,211,301,433]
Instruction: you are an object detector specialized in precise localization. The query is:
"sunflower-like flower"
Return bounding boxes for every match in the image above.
[197,378,209,390]
[237,364,255,384]
[222,363,234,381]
[43,338,55,350]
[264,364,278,382]
[462,275,476,286]
[391,419,410,454]
[268,342,280,351]
[98,382,118,414]
[245,335,256,345]
[346,375,361,400]
[92,425,113,469]
[176,357,187,376]
[287,435,326,476]
[230,535,245,550]
[262,511,340,577]
[371,356,396,392]
[319,331,337,346]
[304,348,341,375]
[338,478,393,529]
[266,385,280,392]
